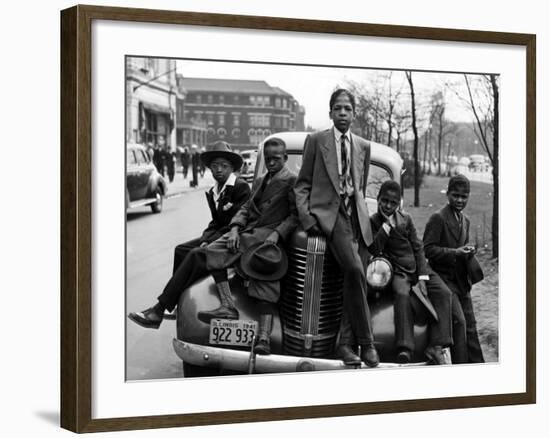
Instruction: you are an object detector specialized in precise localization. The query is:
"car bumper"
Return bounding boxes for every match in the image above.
[173,339,428,373]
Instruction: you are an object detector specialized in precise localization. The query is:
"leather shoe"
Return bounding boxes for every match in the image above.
[336,345,361,366]
[396,348,412,364]
[361,344,380,368]
[128,307,163,329]
[197,306,239,324]
[425,345,447,365]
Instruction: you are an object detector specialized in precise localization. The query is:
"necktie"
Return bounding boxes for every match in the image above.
[340,135,352,216]
[340,135,348,175]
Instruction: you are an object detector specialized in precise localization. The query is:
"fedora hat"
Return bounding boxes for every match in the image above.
[240,242,288,281]
[200,141,243,171]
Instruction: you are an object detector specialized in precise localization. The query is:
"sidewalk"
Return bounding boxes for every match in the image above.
[164,169,216,199]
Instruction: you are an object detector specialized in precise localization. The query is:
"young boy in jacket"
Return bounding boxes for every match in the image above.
[423,174,484,363]
[369,181,453,364]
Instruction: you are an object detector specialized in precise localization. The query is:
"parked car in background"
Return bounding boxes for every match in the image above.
[126,142,167,213]
[469,154,488,172]
[239,149,258,182]
[173,132,439,377]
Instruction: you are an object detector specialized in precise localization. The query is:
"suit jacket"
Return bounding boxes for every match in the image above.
[369,210,429,278]
[206,165,299,302]
[423,204,471,293]
[200,176,251,245]
[294,129,373,245]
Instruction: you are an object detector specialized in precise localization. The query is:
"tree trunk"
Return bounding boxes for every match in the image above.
[490,74,499,258]
[406,72,420,207]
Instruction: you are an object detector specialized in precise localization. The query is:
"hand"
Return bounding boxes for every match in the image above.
[199,241,208,248]
[265,231,280,245]
[417,280,428,297]
[227,228,240,253]
[457,246,474,259]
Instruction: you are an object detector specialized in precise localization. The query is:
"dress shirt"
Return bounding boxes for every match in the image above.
[211,173,236,208]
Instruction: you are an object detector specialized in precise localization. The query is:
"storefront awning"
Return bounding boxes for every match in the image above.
[141,101,172,115]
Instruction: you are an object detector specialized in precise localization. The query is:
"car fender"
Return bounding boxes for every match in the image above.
[176,272,283,354]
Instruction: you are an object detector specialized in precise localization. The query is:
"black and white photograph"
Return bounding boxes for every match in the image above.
[125,56,499,381]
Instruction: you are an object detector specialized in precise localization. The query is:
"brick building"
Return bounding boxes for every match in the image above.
[126,57,181,150]
[177,77,305,151]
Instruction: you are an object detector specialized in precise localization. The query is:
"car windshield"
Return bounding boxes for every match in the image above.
[256,151,392,199]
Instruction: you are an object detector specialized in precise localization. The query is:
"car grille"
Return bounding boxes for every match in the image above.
[281,234,344,358]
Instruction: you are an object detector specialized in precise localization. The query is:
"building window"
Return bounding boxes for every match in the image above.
[275,98,281,108]
[207,113,214,125]
[196,94,202,104]
[218,113,225,126]
[263,96,270,107]
[234,95,239,104]
[219,95,224,105]
[282,117,288,128]
[232,128,240,138]
[282,99,287,109]
[207,94,213,104]
[232,114,240,126]
[249,96,256,106]
[217,128,227,139]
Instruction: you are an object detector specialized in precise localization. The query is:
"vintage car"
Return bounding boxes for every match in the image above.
[126,142,167,214]
[239,149,258,183]
[173,132,434,377]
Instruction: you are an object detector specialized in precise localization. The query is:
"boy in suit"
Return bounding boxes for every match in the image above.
[423,174,484,363]
[294,89,379,367]
[172,141,251,274]
[369,181,453,364]
[129,138,298,356]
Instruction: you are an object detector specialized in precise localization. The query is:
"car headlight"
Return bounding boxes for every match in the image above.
[366,256,393,290]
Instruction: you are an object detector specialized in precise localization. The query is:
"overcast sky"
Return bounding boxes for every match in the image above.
[176,59,488,131]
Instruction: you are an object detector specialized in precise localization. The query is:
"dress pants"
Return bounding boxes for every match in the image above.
[446,280,484,363]
[173,237,201,274]
[392,272,453,351]
[157,247,209,312]
[331,204,374,346]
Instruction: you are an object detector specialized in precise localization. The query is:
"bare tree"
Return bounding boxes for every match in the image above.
[463,74,499,257]
[405,71,421,207]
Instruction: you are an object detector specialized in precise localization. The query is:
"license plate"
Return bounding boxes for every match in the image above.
[208,319,258,347]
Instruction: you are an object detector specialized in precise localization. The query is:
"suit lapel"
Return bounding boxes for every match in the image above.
[443,205,461,243]
[350,133,365,191]
[319,130,341,194]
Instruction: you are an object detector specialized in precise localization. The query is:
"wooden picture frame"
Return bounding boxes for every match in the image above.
[60,4,536,433]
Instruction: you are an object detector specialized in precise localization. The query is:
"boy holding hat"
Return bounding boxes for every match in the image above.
[423,174,485,363]
[129,138,298,356]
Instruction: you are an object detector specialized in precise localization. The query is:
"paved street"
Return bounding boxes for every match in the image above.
[126,180,213,380]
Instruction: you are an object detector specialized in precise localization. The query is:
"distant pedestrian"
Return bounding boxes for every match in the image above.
[165,146,176,183]
[199,147,206,177]
[180,146,190,179]
[152,144,164,176]
[190,145,200,187]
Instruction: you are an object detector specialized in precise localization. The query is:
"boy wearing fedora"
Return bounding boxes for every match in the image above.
[368,181,453,364]
[129,141,250,327]
[423,174,485,363]
[198,137,298,354]
[172,141,251,273]
[129,138,298,357]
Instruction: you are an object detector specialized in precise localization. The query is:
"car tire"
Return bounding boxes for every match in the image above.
[183,362,220,378]
[150,189,163,213]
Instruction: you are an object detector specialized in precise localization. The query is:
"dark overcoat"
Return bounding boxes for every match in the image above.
[423,204,471,294]
[205,165,299,302]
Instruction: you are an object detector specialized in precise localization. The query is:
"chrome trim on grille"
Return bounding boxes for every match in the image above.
[282,234,344,358]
